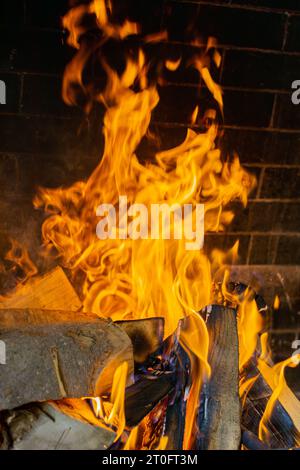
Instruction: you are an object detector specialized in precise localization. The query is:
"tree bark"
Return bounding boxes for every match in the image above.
[0,309,134,410]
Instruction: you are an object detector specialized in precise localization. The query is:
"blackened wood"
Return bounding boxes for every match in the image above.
[0,309,134,410]
[164,345,190,450]
[242,429,270,450]
[125,373,176,428]
[116,318,164,363]
[198,305,241,450]
[242,365,300,449]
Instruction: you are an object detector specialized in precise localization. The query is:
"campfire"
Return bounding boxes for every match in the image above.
[0,0,299,451]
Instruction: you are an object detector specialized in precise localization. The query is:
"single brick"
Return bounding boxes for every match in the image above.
[223,90,274,127]
[276,236,300,264]
[222,50,300,91]
[273,93,300,130]
[285,15,300,52]
[164,3,285,49]
[0,73,21,112]
[248,235,279,264]
[260,167,300,199]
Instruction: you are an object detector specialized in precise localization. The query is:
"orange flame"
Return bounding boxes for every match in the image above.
[258,353,300,445]
[3,2,260,449]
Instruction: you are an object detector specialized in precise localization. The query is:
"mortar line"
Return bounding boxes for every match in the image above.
[153,121,300,133]
[282,13,290,51]
[269,94,278,129]
[168,0,300,16]
[166,40,300,57]
[18,74,24,114]
[271,236,280,265]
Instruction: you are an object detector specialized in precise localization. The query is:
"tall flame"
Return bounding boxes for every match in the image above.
[31,0,256,448]
[2,0,266,449]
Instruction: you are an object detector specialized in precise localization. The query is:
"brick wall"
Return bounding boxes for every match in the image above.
[159,0,300,267]
[0,1,300,317]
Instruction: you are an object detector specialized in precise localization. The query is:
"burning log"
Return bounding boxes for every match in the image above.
[0,403,115,450]
[0,267,81,311]
[198,305,241,450]
[116,318,164,364]
[242,361,300,449]
[0,309,134,410]
[125,373,176,428]
[163,344,190,450]
[241,429,270,451]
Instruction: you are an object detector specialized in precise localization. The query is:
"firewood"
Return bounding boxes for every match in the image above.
[116,318,164,363]
[0,403,115,450]
[0,309,134,410]
[241,429,270,450]
[164,344,190,450]
[125,372,176,428]
[0,267,81,311]
[198,305,241,450]
[242,361,300,449]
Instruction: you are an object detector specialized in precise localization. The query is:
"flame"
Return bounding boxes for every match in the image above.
[4,0,298,450]
[90,361,128,440]
[238,293,264,371]
[3,2,261,450]
[53,362,128,440]
[258,354,300,445]
[239,317,300,448]
[273,295,280,310]
[180,313,210,449]
[35,1,255,448]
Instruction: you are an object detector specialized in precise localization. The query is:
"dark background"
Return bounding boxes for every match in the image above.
[0,0,300,358]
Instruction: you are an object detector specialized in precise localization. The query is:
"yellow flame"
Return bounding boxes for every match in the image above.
[4,2,258,450]
[258,355,300,443]
[273,295,280,310]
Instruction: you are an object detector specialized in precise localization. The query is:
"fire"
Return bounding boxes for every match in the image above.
[258,355,300,445]
[7,0,255,449]
[33,0,255,447]
[4,0,298,451]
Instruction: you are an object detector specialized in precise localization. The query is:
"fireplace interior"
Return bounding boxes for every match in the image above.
[0,0,300,451]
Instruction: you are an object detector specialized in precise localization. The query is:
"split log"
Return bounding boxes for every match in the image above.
[242,361,300,448]
[0,267,81,311]
[198,305,241,450]
[125,372,176,428]
[0,309,134,410]
[164,344,190,450]
[241,429,270,450]
[0,403,115,450]
[116,318,164,363]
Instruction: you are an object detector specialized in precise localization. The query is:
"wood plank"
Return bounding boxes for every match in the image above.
[198,305,241,450]
[0,267,81,311]
[0,309,134,410]
[0,403,115,450]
